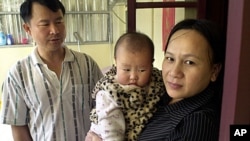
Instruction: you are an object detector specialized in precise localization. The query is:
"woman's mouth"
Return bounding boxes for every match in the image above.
[167,81,182,90]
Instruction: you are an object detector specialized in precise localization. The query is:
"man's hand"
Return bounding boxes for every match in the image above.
[85,131,102,141]
[11,125,32,141]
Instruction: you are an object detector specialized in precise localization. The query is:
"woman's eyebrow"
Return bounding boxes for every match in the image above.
[165,51,201,60]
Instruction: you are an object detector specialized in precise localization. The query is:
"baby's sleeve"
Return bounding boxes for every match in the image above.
[94,90,125,141]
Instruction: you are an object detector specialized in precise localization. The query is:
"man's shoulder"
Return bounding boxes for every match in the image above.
[67,48,92,59]
[9,55,32,69]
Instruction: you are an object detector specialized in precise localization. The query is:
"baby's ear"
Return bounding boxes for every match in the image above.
[211,64,222,82]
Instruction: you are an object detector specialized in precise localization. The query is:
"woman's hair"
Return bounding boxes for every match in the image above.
[20,0,65,23]
[165,19,225,66]
[114,32,155,60]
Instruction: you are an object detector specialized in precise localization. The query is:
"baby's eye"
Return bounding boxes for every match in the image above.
[138,69,146,72]
[185,60,195,65]
[123,69,130,72]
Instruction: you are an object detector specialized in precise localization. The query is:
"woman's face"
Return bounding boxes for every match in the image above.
[162,29,220,103]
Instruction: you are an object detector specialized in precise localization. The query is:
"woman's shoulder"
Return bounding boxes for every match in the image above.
[176,110,220,141]
[184,101,220,124]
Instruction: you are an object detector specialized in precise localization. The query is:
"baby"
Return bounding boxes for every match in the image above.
[89,32,165,141]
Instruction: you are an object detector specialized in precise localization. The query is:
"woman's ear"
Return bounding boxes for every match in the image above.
[211,64,222,82]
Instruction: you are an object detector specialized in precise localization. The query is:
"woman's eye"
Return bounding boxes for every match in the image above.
[166,57,174,62]
[185,60,195,65]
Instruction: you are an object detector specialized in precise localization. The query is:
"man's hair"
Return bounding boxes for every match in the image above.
[20,0,65,23]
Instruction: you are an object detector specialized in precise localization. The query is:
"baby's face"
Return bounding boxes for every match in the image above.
[115,45,153,87]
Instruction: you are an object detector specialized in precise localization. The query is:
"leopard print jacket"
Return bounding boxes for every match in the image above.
[90,65,165,141]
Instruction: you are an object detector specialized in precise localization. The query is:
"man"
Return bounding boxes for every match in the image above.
[0,0,103,140]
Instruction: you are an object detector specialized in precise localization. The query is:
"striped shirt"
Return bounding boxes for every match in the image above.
[0,46,103,141]
[138,86,220,141]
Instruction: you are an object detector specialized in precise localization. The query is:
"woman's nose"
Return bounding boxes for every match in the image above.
[169,63,183,78]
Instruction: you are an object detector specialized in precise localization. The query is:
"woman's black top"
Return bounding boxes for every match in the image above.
[138,85,220,141]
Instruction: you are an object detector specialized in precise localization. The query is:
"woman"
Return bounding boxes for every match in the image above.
[86,19,225,141]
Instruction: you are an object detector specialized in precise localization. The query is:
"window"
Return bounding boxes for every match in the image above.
[0,0,116,45]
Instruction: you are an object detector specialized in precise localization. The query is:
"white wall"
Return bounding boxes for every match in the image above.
[136,6,184,69]
[0,124,13,141]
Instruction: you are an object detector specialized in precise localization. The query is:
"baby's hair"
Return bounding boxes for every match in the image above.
[114,32,154,60]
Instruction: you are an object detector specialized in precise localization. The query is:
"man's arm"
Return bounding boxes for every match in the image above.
[11,125,33,141]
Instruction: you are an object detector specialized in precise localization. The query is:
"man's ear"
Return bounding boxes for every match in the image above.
[23,23,31,35]
[211,64,222,82]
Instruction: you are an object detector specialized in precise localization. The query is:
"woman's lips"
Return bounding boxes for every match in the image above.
[167,81,182,89]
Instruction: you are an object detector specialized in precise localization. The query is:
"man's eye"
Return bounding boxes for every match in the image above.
[56,20,63,24]
[39,23,49,26]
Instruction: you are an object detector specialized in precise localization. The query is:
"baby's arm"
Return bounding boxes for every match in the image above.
[94,90,125,141]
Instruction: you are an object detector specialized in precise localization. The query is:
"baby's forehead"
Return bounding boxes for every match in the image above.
[117,41,152,53]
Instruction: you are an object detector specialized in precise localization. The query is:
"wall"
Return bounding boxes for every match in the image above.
[219,0,250,140]
[136,5,186,69]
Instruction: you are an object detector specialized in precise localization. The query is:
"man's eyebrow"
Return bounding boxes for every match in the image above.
[55,17,63,20]
[39,16,63,22]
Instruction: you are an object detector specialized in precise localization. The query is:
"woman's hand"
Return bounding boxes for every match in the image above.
[85,131,102,141]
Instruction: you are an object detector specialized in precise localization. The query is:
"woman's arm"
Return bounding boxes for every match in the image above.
[11,125,33,141]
